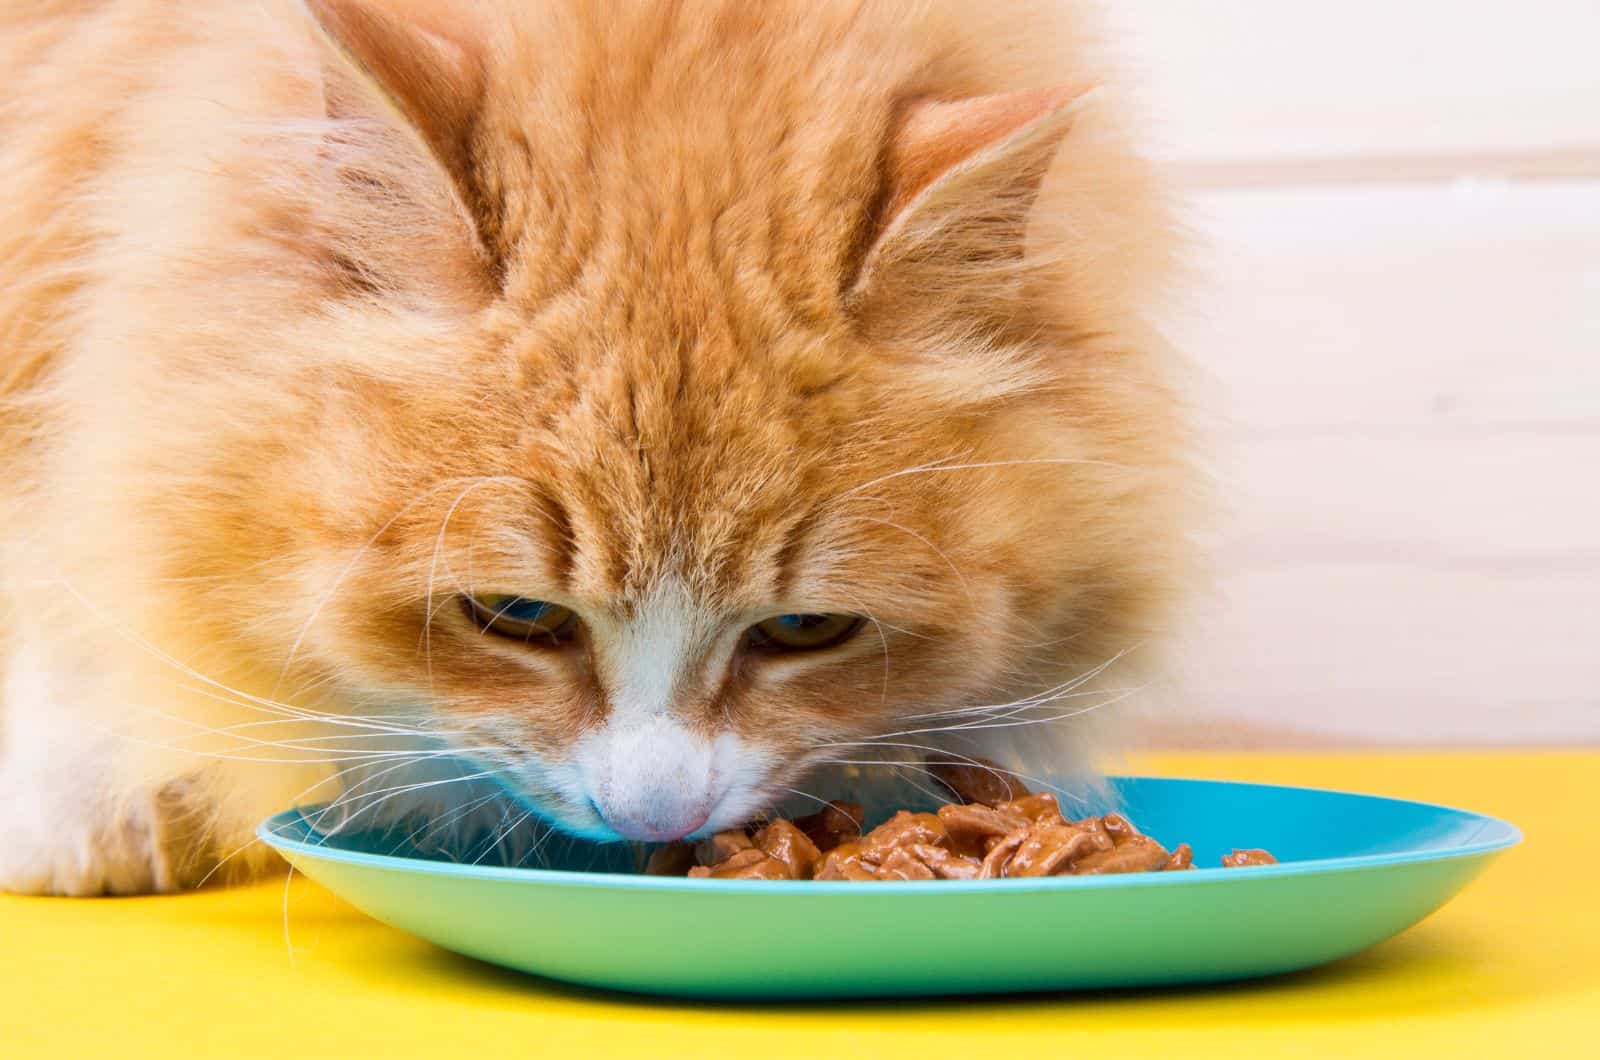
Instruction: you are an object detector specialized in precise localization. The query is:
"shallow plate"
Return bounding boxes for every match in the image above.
[258,776,1519,999]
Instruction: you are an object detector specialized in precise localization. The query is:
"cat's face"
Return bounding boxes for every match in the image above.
[304,287,1108,840]
[218,0,1184,841]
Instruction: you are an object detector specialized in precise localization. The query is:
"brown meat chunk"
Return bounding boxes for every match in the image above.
[814,843,883,881]
[753,819,822,878]
[909,843,983,880]
[694,828,753,867]
[1164,842,1195,871]
[792,801,864,851]
[1070,834,1173,875]
[857,810,947,859]
[643,842,697,876]
[966,813,1181,878]
[978,829,1028,879]
[671,782,1275,882]
[996,792,1065,826]
[937,802,1033,858]
[1222,848,1278,868]
[876,847,939,880]
[687,847,787,879]
[1003,824,1115,877]
[1099,812,1142,840]
[928,759,1030,806]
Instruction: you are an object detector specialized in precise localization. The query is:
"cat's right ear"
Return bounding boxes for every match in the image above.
[304,0,495,255]
[847,84,1100,332]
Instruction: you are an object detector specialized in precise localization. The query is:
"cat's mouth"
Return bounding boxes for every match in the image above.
[498,785,742,844]
[477,754,770,845]
[470,739,796,845]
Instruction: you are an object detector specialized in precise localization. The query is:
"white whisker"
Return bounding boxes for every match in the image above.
[275,475,527,690]
[834,455,1130,506]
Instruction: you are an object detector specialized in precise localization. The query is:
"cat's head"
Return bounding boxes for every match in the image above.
[187,0,1184,841]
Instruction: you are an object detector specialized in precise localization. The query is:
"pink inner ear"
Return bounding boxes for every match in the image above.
[307,0,486,167]
[883,84,1095,221]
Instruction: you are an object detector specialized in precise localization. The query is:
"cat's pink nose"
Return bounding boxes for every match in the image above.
[595,802,711,843]
[577,715,727,841]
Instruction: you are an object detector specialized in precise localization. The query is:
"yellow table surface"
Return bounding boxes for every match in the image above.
[4,752,1595,1058]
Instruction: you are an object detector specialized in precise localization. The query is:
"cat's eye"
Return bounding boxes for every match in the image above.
[463,595,579,644]
[746,613,864,652]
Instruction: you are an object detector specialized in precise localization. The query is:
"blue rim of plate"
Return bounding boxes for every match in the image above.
[258,774,1522,895]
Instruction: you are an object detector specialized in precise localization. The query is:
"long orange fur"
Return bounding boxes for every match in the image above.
[0,0,1188,894]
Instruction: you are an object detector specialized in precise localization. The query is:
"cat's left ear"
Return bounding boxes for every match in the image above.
[304,0,493,247]
[848,83,1099,323]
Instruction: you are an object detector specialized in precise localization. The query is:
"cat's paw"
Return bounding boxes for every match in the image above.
[0,781,176,896]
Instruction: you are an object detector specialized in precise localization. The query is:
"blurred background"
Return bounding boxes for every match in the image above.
[1109,1,1599,747]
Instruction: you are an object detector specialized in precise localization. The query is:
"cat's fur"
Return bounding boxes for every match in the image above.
[0,0,1187,894]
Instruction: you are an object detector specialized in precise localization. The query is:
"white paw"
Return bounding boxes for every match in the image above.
[0,780,175,896]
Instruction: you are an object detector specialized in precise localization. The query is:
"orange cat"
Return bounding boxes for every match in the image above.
[0,0,1187,894]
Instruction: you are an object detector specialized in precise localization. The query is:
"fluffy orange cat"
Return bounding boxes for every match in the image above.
[0,0,1186,894]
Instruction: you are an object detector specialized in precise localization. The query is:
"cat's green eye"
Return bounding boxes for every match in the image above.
[747,613,864,652]
[463,595,579,644]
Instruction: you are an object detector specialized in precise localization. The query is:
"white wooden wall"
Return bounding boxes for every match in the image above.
[1107,2,1600,745]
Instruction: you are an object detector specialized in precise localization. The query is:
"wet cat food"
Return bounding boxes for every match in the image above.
[1221,848,1279,868]
[651,763,1276,881]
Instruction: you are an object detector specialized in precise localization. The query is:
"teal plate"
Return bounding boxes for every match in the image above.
[258,776,1520,1000]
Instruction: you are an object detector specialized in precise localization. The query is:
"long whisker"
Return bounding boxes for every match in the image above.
[833,455,1130,506]
[772,786,840,813]
[421,477,532,695]
[896,649,1135,721]
[307,769,504,837]
[276,475,509,690]
[893,687,1143,738]
[196,750,457,888]
[856,646,1140,741]
[392,791,507,856]
[472,808,534,866]
[829,588,893,714]
[895,684,1138,722]
[812,742,1071,802]
[873,684,1144,739]
[838,514,973,604]
[46,579,433,734]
